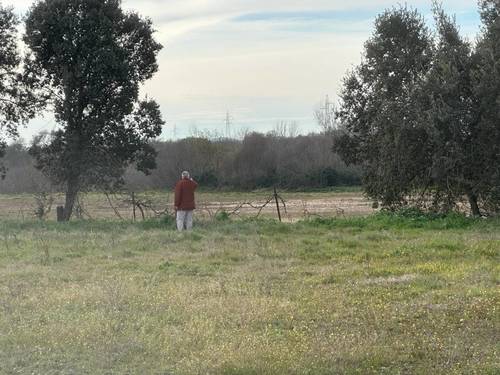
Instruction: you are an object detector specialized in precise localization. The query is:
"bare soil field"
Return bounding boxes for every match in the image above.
[0,190,374,221]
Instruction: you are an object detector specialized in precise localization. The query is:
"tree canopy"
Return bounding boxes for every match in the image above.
[24,0,164,220]
[0,3,37,178]
[335,3,500,216]
[335,6,433,207]
[473,0,500,214]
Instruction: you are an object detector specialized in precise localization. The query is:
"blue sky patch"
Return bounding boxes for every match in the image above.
[232,7,480,35]
[234,10,378,23]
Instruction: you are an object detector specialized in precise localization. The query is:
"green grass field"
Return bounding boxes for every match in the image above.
[0,213,499,374]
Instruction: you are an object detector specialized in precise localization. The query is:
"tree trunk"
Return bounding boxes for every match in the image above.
[63,177,79,221]
[467,191,481,217]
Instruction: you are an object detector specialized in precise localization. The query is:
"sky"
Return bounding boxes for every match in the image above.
[9,0,481,141]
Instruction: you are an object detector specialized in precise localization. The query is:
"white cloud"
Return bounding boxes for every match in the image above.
[8,0,480,140]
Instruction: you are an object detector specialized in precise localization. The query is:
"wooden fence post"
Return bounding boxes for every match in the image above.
[56,206,64,222]
[274,187,282,222]
[132,192,136,222]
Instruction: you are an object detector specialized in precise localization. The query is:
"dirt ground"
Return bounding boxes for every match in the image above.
[0,190,375,221]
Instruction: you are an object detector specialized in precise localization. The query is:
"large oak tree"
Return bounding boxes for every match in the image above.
[24,0,164,220]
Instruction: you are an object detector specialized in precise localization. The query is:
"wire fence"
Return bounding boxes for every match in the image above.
[0,189,374,222]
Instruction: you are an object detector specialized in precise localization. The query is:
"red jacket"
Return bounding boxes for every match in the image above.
[174,178,198,210]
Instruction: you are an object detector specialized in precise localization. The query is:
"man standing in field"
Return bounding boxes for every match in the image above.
[174,171,198,231]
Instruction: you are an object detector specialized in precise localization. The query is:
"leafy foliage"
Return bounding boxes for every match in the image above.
[0,4,38,177]
[415,5,483,214]
[473,0,500,214]
[335,6,433,208]
[24,0,164,220]
[335,3,500,216]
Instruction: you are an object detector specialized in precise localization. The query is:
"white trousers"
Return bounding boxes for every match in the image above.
[176,210,193,231]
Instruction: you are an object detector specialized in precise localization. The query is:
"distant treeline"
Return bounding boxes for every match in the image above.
[0,132,361,194]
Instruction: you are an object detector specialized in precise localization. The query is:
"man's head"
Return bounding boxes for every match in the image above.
[181,171,190,179]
